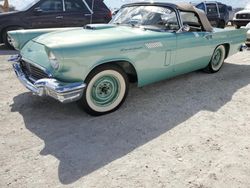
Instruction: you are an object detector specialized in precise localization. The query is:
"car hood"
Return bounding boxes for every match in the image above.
[236,9,250,14]
[0,10,21,17]
[33,24,161,48]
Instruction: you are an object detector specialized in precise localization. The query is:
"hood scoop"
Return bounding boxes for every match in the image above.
[85,24,116,30]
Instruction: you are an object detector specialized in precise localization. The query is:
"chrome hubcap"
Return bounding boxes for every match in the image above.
[212,48,223,70]
[91,75,120,107]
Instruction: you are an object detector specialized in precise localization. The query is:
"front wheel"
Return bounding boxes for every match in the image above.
[79,64,129,116]
[204,45,226,73]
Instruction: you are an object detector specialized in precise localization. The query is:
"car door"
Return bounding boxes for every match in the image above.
[27,0,64,28]
[62,0,92,27]
[175,11,214,75]
[128,6,178,87]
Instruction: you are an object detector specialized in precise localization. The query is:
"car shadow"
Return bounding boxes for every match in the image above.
[10,62,250,184]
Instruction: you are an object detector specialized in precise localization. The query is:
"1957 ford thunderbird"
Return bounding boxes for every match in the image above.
[8,2,247,116]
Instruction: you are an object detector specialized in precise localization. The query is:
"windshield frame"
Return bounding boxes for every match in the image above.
[110,4,182,32]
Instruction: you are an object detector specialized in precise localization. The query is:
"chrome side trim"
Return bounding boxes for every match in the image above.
[13,63,86,103]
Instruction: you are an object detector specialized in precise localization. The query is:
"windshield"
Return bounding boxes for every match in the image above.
[110,6,180,31]
[0,0,39,12]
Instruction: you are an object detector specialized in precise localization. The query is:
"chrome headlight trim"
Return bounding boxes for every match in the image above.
[48,51,60,70]
[7,34,17,48]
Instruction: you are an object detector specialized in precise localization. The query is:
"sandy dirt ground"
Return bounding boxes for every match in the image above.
[0,49,250,188]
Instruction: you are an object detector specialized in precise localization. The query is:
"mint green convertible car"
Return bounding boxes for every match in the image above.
[8,2,247,115]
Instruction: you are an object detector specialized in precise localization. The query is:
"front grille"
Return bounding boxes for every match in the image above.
[236,14,250,19]
[20,60,49,82]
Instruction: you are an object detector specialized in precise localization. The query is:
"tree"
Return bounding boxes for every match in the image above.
[0,0,9,12]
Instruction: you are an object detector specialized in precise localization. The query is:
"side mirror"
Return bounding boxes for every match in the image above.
[177,24,190,33]
[182,24,190,32]
[112,10,119,16]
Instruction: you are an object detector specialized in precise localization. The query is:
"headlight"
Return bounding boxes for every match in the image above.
[48,51,60,70]
[7,35,17,48]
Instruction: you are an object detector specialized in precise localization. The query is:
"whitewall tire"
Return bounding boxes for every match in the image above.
[79,64,129,116]
[204,45,226,73]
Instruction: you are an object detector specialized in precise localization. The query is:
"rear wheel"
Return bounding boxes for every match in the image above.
[79,64,129,116]
[2,27,23,49]
[204,45,226,73]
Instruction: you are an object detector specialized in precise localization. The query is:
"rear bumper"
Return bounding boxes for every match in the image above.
[239,44,248,51]
[13,62,86,103]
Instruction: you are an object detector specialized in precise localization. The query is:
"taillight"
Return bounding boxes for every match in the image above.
[108,11,112,18]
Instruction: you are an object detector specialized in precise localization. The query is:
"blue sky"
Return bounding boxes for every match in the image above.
[104,0,250,9]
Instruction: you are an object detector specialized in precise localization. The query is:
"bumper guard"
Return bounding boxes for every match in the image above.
[12,62,86,103]
[239,44,248,52]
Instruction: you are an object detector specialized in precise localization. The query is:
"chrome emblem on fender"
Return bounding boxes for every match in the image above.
[145,42,163,49]
[27,48,33,52]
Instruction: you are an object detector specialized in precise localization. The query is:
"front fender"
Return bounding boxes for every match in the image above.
[89,57,137,73]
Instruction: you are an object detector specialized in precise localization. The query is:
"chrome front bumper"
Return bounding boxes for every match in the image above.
[13,62,86,103]
[239,44,248,51]
[246,39,250,46]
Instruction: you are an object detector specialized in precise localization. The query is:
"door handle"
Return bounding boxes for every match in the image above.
[56,16,63,19]
[204,34,213,40]
[84,14,92,16]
